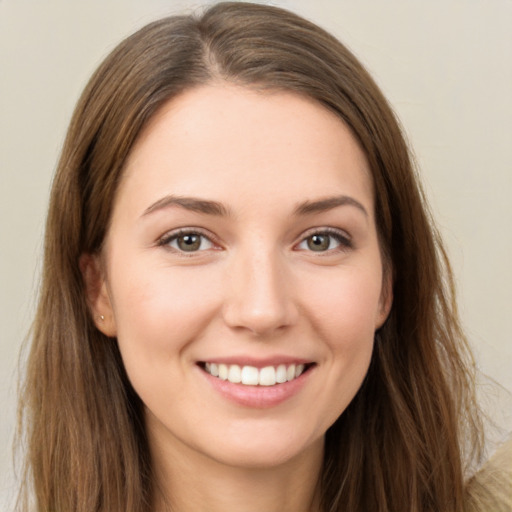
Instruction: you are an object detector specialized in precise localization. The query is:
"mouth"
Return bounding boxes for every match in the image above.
[198,361,315,387]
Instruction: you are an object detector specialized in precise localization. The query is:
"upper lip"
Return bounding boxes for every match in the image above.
[197,356,314,368]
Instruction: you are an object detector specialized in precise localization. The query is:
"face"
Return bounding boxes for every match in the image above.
[86,85,391,471]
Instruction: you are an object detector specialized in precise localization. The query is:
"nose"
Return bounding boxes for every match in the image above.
[222,248,298,337]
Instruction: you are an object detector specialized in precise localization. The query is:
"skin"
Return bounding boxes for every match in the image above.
[84,84,392,512]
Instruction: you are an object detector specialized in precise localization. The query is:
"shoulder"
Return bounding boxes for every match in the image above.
[464,438,512,512]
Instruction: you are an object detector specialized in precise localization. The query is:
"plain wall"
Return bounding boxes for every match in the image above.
[1,0,511,508]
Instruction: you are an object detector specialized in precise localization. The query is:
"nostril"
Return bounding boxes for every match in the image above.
[222,303,298,337]
[221,259,298,335]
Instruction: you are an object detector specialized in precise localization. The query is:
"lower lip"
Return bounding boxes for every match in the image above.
[199,366,313,408]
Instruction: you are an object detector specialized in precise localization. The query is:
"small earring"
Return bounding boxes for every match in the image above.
[99,315,105,321]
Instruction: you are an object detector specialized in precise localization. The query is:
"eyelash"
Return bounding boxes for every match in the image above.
[157,227,352,255]
[158,228,219,256]
[296,227,352,253]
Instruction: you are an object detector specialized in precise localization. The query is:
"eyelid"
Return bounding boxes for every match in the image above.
[294,226,353,252]
[157,227,222,252]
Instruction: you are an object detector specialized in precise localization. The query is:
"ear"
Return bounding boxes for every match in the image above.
[375,268,393,330]
[79,253,117,337]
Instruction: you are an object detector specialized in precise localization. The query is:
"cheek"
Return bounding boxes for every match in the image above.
[301,264,384,341]
[108,262,225,419]
[109,261,222,365]
[298,264,382,403]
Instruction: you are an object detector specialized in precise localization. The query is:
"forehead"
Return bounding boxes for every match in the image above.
[116,84,374,219]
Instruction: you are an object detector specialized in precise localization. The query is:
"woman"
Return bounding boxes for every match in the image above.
[16,2,510,511]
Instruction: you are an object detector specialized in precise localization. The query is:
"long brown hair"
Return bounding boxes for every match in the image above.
[18,2,483,511]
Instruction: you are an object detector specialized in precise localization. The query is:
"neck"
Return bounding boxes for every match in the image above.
[150,431,324,512]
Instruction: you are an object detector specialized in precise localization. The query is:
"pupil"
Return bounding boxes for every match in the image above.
[308,234,329,251]
[179,234,200,251]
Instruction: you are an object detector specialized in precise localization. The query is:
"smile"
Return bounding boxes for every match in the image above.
[202,362,310,386]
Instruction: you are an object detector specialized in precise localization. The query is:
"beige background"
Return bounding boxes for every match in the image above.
[1,0,511,508]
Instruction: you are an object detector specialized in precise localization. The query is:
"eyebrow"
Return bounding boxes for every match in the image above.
[142,194,368,218]
[142,195,231,217]
[293,195,368,217]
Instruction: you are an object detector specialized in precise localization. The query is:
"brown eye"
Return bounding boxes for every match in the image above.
[177,234,202,251]
[162,231,214,253]
[307,234,331,251]
[297,230,351,253]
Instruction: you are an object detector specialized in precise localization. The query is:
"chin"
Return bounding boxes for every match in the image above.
[200,426,325,471]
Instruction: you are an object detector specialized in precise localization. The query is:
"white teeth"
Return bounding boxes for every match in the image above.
[218,364,228,380]
[203,362,309,386]
[241,366,259,385]
[259,366,276,386]
[228,365,241,383]
[276,364,287,383]
[210,362,219,377]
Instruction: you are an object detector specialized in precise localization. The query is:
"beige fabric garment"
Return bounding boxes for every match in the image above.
[465,439,512,512]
